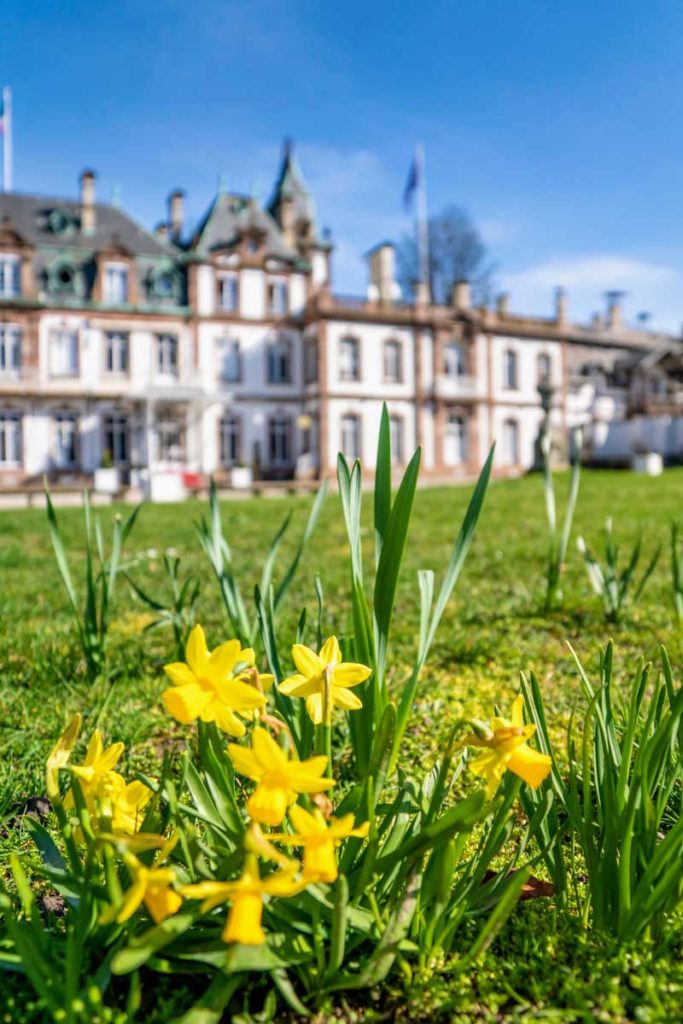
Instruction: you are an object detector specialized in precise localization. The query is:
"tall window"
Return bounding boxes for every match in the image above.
[304,338,318,384]
[157,419,183,462]
[389,415,404,464]
[341,413,361,461]
[503,349,518,390]
[0,413,21,465]
[444,340,466,377]
[268,416,291,465]
[339,336,360,382]
[383,339,403,383]
[217,337,241,382]
[49,329,78,377]
[103,413,129,465]
[502,419,520,465]
[104,332,129,374]
[267,335,291,384]
[445,414,467,466]
[219,414,240,466]
[537,352,551,385]
[268,279,288,316]
[0,325,21,373]
[54,414,78,468]
[104,264,129,304]
[0,256,20,297]
[219,274,239,312]
[157,334,179,377]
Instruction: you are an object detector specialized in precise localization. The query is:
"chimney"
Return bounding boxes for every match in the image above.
[167,189,185,241]
[496,292,509,317]
[79,169,96,235]
[554,286,567,325]
[367,242,397,304]
[605,290,625,330]
[452,279,471,310]
[154,221,169,241]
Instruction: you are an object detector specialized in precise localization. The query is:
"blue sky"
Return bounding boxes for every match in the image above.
[4,0,683,328]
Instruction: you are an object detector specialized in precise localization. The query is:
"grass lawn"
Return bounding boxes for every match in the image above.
[2,467,683,1022]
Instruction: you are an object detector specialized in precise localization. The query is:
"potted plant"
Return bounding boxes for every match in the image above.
[229,461,252,490]
[94,449,122,495]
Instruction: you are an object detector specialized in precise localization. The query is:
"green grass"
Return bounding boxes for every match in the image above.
[1,468,682,1022]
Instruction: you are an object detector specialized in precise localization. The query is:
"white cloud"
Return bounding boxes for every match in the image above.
[502,254,682,332]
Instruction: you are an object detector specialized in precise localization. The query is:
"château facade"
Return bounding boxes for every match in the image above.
[0,145,678,494]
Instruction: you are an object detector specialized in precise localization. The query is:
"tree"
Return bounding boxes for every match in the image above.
[396,204,496,306]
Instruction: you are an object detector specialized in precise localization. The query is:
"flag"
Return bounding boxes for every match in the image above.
[0,96,4,135]
[402,154,419,211]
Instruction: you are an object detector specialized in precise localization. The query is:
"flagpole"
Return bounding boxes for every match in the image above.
[2,87,12,193]
[415,143,429,299]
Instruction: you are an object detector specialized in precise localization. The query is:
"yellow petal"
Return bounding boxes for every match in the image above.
[217,677,268,712]
[247,783,290,826]
[303,839,338,883]
[258,673,274,691]
[144,885,183,924]
[227,744,263,780]
[116,874,148,923]
[328,814,369,840]
[291,644,323,677]
[179,880,234,911]
[185,625,209,676]
[507,744,552,789]
[164,662,197,687]
[98,742,125,774]
[251,728,287,771]
[207,640,242,680]
[331,686,363,712]
[163,683,211,724]
[208,703,247,737]
[287,803,321,836]
[46,713,82,799]
[223,892,264,944]
[84,730,104,768]
[319,636,341,666]
[511,695,525,728]
[279,673,321,697]
[305,692,324,724]
[332,663,371,688]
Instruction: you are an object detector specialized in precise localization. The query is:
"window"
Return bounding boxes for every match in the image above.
[503,349,518,390]
[268,279,288,316]
[389,415,404,464]
[54,414,78,468]
[103,413,129,465]
[104,332,129,374]
[502,419,520,465]
[444,341,466,378]
[383,340,403,383]
[217,336,241,382]
[339,336,360,382]
[267,334,291,384]
[341,413,361,462]
[537,353,552,385]
[219,414,240,466]
[219,275,239,312]
[153,271,175,299]
[0,256,20,297]
[49,328,78,377]
[0,325,21,373]
[268,416,291,466]
[304,338,318,384]
[51,262,77,296]
[445,414,467,466]
[0,413,21,465]
[157,420,183,462]
[104,264,129,304]
[157,334,178,377]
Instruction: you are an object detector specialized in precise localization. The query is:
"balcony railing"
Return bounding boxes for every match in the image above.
[434,373,481,398]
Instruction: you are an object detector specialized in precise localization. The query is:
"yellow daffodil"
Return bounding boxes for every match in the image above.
[272,805,370,883]
[279,636,371,725]
[46,713,82,799]
[101,852,182,924]
[63,730,125,811]
[227,726,333,826]
[163,624,266,736]
[107,778,154,834]
[461,695,552,799]
[180,854,305,945]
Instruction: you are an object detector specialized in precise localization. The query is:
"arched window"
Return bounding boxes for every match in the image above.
[50,261,77,296]
[444,340,466,378]
[537,353,551,385]
[503,349,518,390]
[339,335,360,382]
[340,413,361,461]
[502,419,520,465]
[219,413,240,466]
[445,414,467,466]
[383,339,403,383]
[267,334,292,384]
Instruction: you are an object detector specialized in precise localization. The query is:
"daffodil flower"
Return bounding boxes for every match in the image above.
[272,804,370,883]
[107,778,154,834]
[163,624,267,736]
[101,852,182,924]
[63,729,125,810]
[46,713,82,799]
[227,726,333,826]
[180,855,305,945]
[279,636,371,725]
[461,695,552,799]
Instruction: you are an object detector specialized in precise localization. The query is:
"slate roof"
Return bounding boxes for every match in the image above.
[0,192,172,257]
[267,144,317,233]
[189,191,302,264]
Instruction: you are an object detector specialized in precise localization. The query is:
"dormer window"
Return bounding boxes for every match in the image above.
[49,261,77,297]
[0,256,20,297]
[104,264,129,304]
[153,271,175,300]
[49,209,75,236]
[268,279,288,316]
[247,238,260,254]
[218,274,239,312]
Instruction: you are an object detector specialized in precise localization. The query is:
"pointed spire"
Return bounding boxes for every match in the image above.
[268,137,317,241]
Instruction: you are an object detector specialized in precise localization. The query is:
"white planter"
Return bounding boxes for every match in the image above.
[229,466,253,490]
[94,467,121,494]
[632,452,663,476]
[148,471,187,503]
